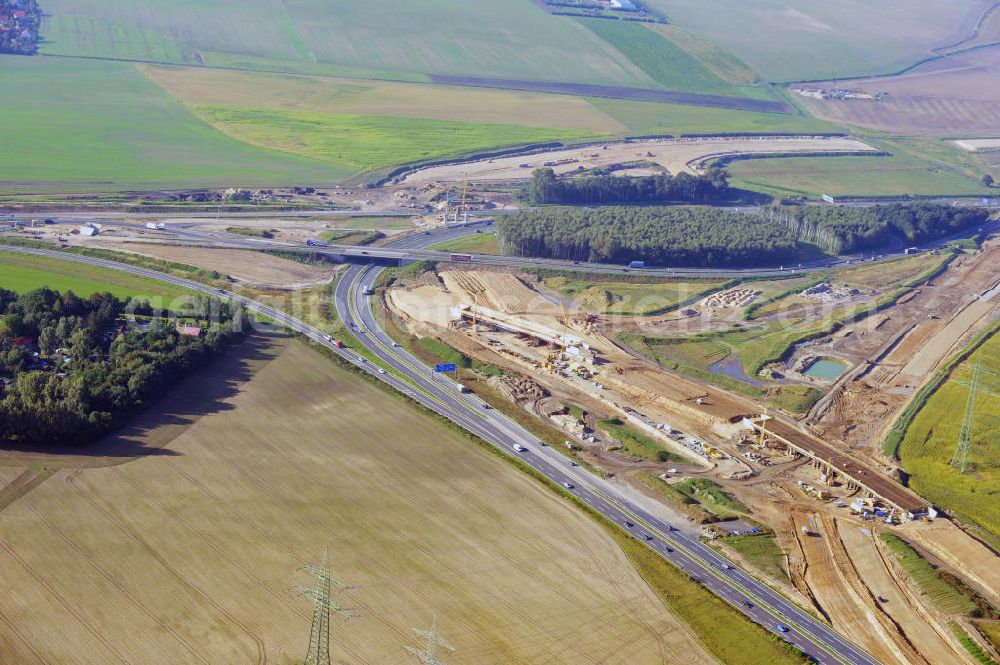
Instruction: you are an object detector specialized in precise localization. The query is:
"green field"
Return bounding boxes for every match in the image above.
[728,153,995,199]
[39,0,653,86]
[642,0,990,81]
[0,251,192,300]
[189,106,593,172]
[898,328,1000,540]
[0,57,348,193]
[647,24,759,86]
[430,232,502,255]
[575,18,742,96]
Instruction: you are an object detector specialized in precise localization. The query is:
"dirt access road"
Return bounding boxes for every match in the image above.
[400,136,877,183]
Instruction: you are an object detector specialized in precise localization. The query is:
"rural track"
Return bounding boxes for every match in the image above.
[0,242,884,665]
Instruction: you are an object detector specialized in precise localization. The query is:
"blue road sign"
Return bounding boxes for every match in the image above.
[434,363,458,373]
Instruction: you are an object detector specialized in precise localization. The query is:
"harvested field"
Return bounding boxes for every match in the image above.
[0,335,712,664]
[401,136,877,183]
[798,48,1000,136]
[100,243,339,288]
[429,75,789,112]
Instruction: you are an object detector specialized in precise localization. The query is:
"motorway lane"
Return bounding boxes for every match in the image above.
[0,241,879,663]
[82,212,1000,281]
[333,233,882,665]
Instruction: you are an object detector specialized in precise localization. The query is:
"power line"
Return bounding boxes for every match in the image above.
[951,360,983,473]
[404,615,454,665]
[292,547,354,665]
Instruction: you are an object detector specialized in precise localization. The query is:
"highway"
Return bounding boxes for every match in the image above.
[0,240,881,664]
[13,207,998,281]
[331,229,883,665]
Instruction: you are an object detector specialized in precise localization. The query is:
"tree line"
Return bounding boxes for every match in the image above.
[497,206,802,266]
[0,288,247,447]
[781,203,989,254]
[522,167,733,205]
[495,203,989,267]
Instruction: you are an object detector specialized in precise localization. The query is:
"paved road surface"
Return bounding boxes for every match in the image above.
[0,241,883,665]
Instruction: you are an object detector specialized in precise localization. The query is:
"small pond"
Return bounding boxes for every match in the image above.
[803,358,848,380]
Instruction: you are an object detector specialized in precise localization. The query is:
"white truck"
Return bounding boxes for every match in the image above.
[513,444,527,453]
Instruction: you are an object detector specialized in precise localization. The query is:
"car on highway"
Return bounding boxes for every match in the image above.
[743,601,754,608]
[777,624,790,633]
[642,534,653,541]
[563,482,575,490]
[623,520,634,528]
[377,368,386,374]
[664,546,673,553]
[569,460,578,466]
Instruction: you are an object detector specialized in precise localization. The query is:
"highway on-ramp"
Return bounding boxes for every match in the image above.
[0,240,881,665]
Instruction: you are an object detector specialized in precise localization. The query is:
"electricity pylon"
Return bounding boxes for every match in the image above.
[950,360,984,473]
[404,615,454,665]
[292,548,354,665]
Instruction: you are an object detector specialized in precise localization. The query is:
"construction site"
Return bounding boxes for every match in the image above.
[382,241,1000,664]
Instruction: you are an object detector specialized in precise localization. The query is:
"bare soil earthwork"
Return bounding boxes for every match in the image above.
[0,335,712,665]
[401,135,877,183]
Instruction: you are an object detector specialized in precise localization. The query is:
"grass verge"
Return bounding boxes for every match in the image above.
[599,417,687,464]
[722,533,790,583]
[880,534,983,616]
[951,622,1000,665]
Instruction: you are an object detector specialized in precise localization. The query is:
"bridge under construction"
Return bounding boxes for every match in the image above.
[747,416,929,519]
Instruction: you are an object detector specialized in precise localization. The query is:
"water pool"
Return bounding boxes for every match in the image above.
[803,358,848,380]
